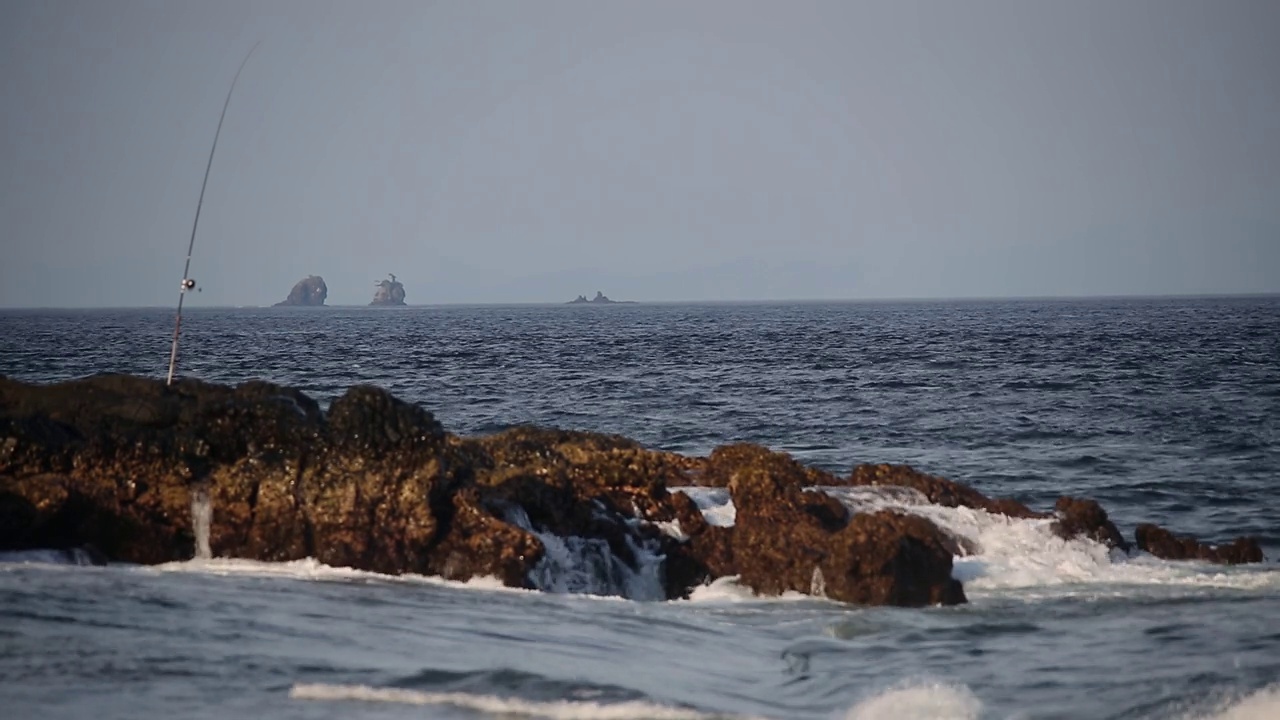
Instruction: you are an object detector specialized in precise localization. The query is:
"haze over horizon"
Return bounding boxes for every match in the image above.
[2,0,1277,309]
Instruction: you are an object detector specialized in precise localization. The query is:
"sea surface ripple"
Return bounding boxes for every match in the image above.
[1,297,1277,719]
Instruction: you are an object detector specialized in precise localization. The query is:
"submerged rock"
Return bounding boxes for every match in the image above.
[0,375,1262,607]
[274,275,328,307]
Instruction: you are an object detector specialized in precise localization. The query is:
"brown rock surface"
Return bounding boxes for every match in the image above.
[695,443,839,488]
[845,463,1045,519]
[6,373,1257,609]
[728,465,965,606]
[1051,496,1130,552]
[1135,523,1263,565]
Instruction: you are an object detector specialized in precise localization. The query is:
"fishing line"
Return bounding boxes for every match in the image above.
[166,42,260,385]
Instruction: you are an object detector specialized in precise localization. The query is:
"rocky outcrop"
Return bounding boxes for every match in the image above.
[274,276,328,307]
[371,274,406,306]
[727,463,964,606]
[1135,523,1263,565]
[0,375,1265,607]
[845,463,1046,519]
[1051,496,1130,552]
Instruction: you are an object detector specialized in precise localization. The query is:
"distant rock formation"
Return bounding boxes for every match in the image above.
[371,274,406,306]
[274,275,327,307]
[568,291,632,304]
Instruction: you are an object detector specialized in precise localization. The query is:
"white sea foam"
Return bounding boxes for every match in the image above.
[671,487,735,527]
[842,681,982,720]
[283,678,1280,720]
[0,548,102,567]
[1184,685,1280,720]
[684,575,817,604]
[190,486,212,560]
[817,486,1280,599]
[506,506,668,600]
[148,557,517,592]
[685,576,757,603]
[289,683,762,719]
[654,519,688,541]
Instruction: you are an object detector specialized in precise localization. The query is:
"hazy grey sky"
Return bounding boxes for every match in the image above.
[2,0,1277,307]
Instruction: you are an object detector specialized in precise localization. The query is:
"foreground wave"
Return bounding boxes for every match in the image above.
[290,683,759,720]
[288,679,1280,720]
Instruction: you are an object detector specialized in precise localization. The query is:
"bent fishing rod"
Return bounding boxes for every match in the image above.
[166,42,260,386]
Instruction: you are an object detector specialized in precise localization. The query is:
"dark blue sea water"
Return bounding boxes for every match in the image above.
[2,297,1278,719]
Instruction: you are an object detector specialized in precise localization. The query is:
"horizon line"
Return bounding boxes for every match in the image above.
[1,290,1278,312]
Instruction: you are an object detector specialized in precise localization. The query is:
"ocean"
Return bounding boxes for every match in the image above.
[1,297,1277,719]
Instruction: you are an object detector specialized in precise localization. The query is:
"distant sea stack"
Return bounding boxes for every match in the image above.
[568,291,633,305]
[371,274,407,306]
[274,275,328,307]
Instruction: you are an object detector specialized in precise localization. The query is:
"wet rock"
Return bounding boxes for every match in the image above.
[665,444,958,599]
[845,463,1045,520]
[662,490,735,594]
[1135,523,1264,565]
[431,487,545,587]
[728,465,965,606]
[0,375,450,567]
[1051,496,1130,552]
[11,373,1252,607]
[696,443,839,488]
[460,426,702,592]
[274,275,328,306]
[465,426,699,525]
[0,375,969,606]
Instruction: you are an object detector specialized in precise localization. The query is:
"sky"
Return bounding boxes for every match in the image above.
[1,0,1277,307]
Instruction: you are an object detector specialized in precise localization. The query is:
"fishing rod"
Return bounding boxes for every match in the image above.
[166,42,260,386]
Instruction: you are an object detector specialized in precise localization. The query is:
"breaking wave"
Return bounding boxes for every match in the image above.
[842,681,982,720]
[669,486,1280,601]
[289,682,761,719]
[147,557,520,592]
[1190,685,1280,720]
[673,486,736,527]
[0,548,104,566]
[505,505,668,600]
[818,485,1280,598]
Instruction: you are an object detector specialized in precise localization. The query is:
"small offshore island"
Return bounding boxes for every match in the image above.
[568,290,635,305]
[271,274,407,307]
[370,274,407,306]
[274,275,328,307]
